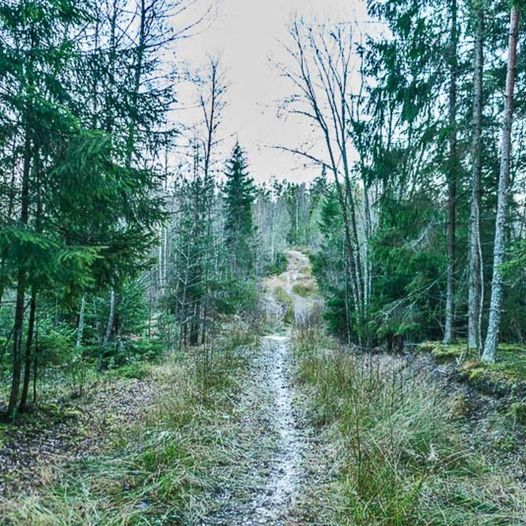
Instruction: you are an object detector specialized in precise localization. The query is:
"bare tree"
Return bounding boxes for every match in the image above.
[277,20,367,342]
[168,57,226,349]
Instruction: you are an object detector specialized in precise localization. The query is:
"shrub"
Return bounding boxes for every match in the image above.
[292,282,314,297]
[263,252,288,276]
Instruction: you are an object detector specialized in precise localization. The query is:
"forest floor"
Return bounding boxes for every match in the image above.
[2,251,526,524]
[0,373,161,498]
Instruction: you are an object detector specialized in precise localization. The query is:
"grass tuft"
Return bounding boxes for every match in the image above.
[292,282,315,297]
[1,327,257,525]
[294,328,526,525]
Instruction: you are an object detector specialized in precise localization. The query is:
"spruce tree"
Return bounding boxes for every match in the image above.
[223,143,256,276]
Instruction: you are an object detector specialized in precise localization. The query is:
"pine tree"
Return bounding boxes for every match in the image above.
[223,143,256,276]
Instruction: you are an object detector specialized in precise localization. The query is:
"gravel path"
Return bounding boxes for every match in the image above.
[240,333,306,525]
[205,333,311,526]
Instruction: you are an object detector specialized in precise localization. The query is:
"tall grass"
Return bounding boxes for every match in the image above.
[293,327,526,525]
[1,325,258,525]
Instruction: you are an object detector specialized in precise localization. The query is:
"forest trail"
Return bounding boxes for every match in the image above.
[206,250,318,525]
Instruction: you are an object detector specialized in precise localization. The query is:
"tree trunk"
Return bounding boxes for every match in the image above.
[99,288,116,370]
[19,288,37,412]
[7,269,27,420]
[7,130,32,420]
[102,287,116,347]
[444,0,458,344]
[482,6,520,363]
[468,3,484,353]
[76,294,86,348]
[32,321,38,405]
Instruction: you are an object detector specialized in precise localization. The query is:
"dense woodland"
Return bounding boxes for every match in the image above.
[3,0,526,522]
[1,0,526,415]
[281,0,526,359]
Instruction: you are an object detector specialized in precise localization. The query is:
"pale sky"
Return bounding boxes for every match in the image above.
[175,0,369,183]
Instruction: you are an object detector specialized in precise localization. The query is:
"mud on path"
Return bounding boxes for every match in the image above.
[204,250,321,526]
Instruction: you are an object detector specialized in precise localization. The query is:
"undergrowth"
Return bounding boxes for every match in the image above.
[292,282,315,298]
[1,324,259,525]
[293,327,526,525]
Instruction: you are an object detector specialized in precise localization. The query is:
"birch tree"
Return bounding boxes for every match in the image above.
[278,20,367,342]
[467,0,485,352]
[444,0,459,344]
[482,4,521,363]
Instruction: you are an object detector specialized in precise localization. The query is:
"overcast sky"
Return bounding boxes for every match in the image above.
[176,0,369,184]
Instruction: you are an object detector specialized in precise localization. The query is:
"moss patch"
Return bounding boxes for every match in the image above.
[292,282,315,298]
[417,340,526,396]
[416,341,473,362]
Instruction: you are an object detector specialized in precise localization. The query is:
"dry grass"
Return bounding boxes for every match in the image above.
[293,327,526,525]
[0,327,259,525]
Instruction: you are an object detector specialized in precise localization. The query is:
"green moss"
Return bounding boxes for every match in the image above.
[459,353,526,395]
[418,341,526,394]
[416,341,471,362]
[498,343,525,353]
[292,283,314,297]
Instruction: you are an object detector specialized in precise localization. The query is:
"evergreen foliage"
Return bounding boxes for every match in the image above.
[223,142,256,276]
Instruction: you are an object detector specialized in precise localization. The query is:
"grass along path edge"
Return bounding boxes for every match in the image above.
[291,327,526,525]
[0,321,259,525]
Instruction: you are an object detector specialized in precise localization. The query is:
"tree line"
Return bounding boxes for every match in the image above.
[0,0,315,420]
[279,0,526,362]
[3,0,524,421]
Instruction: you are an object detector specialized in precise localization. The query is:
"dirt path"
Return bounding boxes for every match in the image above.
[1,251,322,523]
[204,250,319,525]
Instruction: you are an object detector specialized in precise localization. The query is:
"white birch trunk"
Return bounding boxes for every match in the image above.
[444,0,458,344]
[468,5,484,352]
[482,7,520,363]
[76,295,86,348]
[102,288,116,347]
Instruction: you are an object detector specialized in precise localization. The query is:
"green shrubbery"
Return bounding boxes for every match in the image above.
[291,282,315,297]
[0,282,168,406]
[263,252,288,276]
